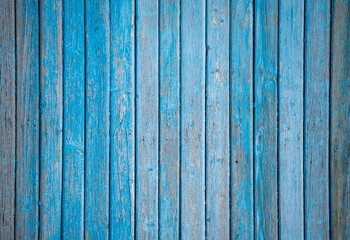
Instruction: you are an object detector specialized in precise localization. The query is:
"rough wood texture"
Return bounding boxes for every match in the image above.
[15,0,39,238]
[135,0,159,238]
[110,0,135,239]
[62,0,85,238]
[331,0,350,239]
[39,0,63,238]
[0,0,15,238]
[206,0,230,238]
[304,0,331,239]
[159,0,180,239]
[254,0,278,239]
[278,0,304,239]
[230,0,254,239]
[85,0,110,239]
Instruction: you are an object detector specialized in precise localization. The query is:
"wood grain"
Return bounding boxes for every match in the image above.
[62,0,85,238]
[331,0,350,239]
[304,0,331,238]
[206,0,230,238]
[180,0,206,239]
[230,0,254,238]
[85,0,110,239]
[278,0,304,239]
[254,0,278,239]
[110,0,135,239]
[0,0,16,238]
[135,0,159,238]
[39,0,63,238]
[15,0,39,238]
[159,0,180,239]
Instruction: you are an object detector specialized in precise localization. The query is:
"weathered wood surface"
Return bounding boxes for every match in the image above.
[304,0,331,239]
[331,0,350,239]
[0,1,349,239]
[15,0,39,238]
[279,0,304,239]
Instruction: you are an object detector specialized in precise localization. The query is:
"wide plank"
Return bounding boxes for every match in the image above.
[331,0,350,239]
[15,0,39,238]
[39,0,63,238]
[159,0,180,239]
[254,0,278,238]
[110,0,135,239]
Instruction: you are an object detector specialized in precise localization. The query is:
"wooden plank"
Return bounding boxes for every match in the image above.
[15,0,39,238]
[278,0,304,239]
[254,0,278,239]
[206,0,230,238]
[62,0,85,238]
[110,0,135,239]
[0,0,16,238]
[331,0,350,239]
[304,0,331,238]
[135,0,159,238]
[85,0,110,238]
[230,0,254,238]
[159,0,180,239]
[180,0,206,238]
[39,0,63,238]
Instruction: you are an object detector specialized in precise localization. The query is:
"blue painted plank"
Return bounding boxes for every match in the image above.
[85,0,110,238]
[62,0,85,238]
[110,0,135,239]
[0,0,16,238]
[135,0,159,238]
[254,0,278,239]
[39,0,63,238]
[159,0,180,239]
[206,0,230,238]
[180,0,206,238]
[15,0,39,238]
[230,0,254,239]
[278,0,304,239]
[331,0,350,239]
[304,0,331,238]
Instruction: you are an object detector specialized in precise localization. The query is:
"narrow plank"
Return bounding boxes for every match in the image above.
[206,0,230,238]
[304,0,331,238]
[0,0,16,238]
[331,0,350,239]
[180,0,206,238]
[39,0,63,238]
[85,0,110,238]
[15,0,39,238]
[278,0,304,239]
[135,0,159,238]
[110,0,135,239]
[230,0,254,238]
[62,0,85,238]
[254,0,278,239]
[159,0,180,239]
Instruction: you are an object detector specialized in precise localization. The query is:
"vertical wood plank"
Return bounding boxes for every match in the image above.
[278,0,304,239]
[0,0,16,238]
[230,0,254,238]
[85,0,110,238]
[254,0,278,239]
[331,0,350,239]
[304,0,331,238]
[135,0,159,238]
[39,0,63,238]
[180,0,206,238]
[110,0,135,239]
[15,0,39,238]
[62,0,85,238]
[159,0,180,239]
[206,0,230,238]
